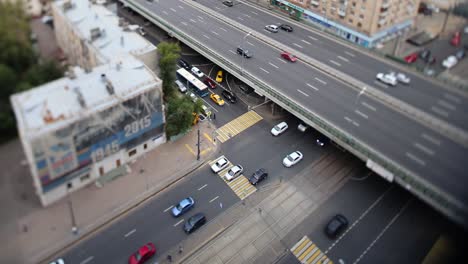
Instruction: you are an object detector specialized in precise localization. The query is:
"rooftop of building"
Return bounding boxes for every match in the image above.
[53,0,155,62]
[11,56,162,136]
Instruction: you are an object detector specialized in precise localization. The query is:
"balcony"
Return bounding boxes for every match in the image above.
[311,0,320,7]
[378,17,387,26]
[338,7,346,17]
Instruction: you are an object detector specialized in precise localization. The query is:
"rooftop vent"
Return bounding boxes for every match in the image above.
[90,28,101,41]
[74,88,86,108]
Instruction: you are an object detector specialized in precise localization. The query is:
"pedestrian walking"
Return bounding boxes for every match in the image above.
[219,202,223,208]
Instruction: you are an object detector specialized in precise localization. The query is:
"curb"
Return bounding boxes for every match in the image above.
[38,132,220,264]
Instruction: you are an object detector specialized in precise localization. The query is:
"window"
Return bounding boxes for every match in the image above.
[144,143,147,150]
[128,149,137,157]
[67,182,73,189]
[357,22,362,27]
[348,18,353,23]
[99,167,104,176]
[116,159,121,167]
[80,174,90,182]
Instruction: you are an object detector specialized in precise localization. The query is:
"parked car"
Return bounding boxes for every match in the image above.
[376,72,397,86]
[49,259,65,264]
[297,123,309,132]
[204,78,217,89]
[271,121,288,136]
[188,92,197,103]
[249,168,268,185]
[175,80,187,93]
[280,24,293,32]
[138,27,146,36]
[211,156,229,173]
[179,59,191,70]
[223,0,233,7]
[216,70,223,83]
[283,151,303,167]
[236,47,252,58]
[191,66,204,78]
[221,90,237,103]
[325,214,348,239]
[171,197,195,217]
[210,93,225,106]
[224,165,244,181]
[184,213,206,233]
[239,84,254,94]
[396,73,411,84]
[316,134,330,147]
[128,243,156,264]
[281,51,297,62]
[404,53,418,63]
[265,24,279,33]
[451,31,461,46]
[455,49,465,60]
[442,55,458,69]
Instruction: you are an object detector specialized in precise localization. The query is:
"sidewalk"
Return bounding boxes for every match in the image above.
[0,121,218,264]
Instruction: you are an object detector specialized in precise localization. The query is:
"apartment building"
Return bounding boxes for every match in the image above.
[272,0,421,47]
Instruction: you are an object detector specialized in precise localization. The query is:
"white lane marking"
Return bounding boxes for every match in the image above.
[337,55,349,62]
[260,67,269,74]
[354,199,413,264]
[421,133,441,146]
[80,256,94,264]
[345,51,356,57]
[306,83,319,91]
[181,21,188,26]
[203,34,211,39]
[229,50,236,55]
[297,89,309,97]
[174,219,184,227]
[244,14,251,18]
[170,7,177,12]
[314,77,327,85]
[215,6,221,10]
[198,184,208,191]
[269,62,279,69]
[197,15,204,20]
[190,19,196,23]
[414,142,435,156]
[276,57,287,63]
[301,39,312,45]
[178,5,184,9]
[355,110,368,119]
[431,106,449,117]
[209,196,219,203]
[219,27,227,32]
[406,152,426,166]
[373,80,389,89]
[164,205,174,212]
[361,101,377,112]
[293,43,303,48]
[308,35,318,41]
[211,31,219,36]
[237,16,244,21]
[124,229,136,238]
[246,41,255,46]
[163,10,168,15]
[329,60,341,66]
[437,99,456,111]
[443,93,461,104]
[251,11,259,15]
[344,116,359,127]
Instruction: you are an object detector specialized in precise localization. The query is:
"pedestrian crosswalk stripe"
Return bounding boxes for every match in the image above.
[291,236,333,264]
[211,157,257,200]
[216,111,263,143]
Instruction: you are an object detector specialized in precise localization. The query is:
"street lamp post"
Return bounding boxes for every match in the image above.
[66,184,78,235]
[240,32,252,75]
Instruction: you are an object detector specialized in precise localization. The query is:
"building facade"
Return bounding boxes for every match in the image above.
[272,0,421,47]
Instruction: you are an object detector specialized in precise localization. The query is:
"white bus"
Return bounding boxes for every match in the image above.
[176,68,209,97]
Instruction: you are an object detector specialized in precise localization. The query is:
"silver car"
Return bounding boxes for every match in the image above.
[265,25,279,33]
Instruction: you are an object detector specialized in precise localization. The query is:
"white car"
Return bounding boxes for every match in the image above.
[442,56,458,69]
[271,122,288,136]
[49,259,65,264]
[396,73,410,84]
[175,80,187,93]
[188,92,197,102]
[211,156,229,173]
[283,151,303,167]
[376,72,397,86]
[265,25,279,33]
[191,66,204,78]
[224,165,244,181]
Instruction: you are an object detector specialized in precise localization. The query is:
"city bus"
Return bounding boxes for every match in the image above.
[176,68,209,97]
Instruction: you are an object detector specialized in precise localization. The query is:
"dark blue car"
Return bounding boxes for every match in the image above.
[171,197,195,217]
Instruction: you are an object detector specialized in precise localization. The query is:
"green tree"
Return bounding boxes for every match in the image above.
[165,96,195,138]
[157,42,180,98]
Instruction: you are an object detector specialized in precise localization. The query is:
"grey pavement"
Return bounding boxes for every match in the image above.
[179,149,356,264]
[0,121,218,264]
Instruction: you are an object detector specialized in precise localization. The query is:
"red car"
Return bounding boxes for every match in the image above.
[451,31,461,46]
[281,51,297,62]
[129,242,156,264]
[204,77,217,89]
[404,53,418,63]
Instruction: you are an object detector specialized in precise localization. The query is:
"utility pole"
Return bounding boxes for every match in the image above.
[197,128,200,161]
[66,185,78,235]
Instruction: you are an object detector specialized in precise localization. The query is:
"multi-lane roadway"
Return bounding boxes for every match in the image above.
[121,0,468,226]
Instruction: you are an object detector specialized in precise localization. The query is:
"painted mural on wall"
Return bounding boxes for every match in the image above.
[32,90,164,192]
